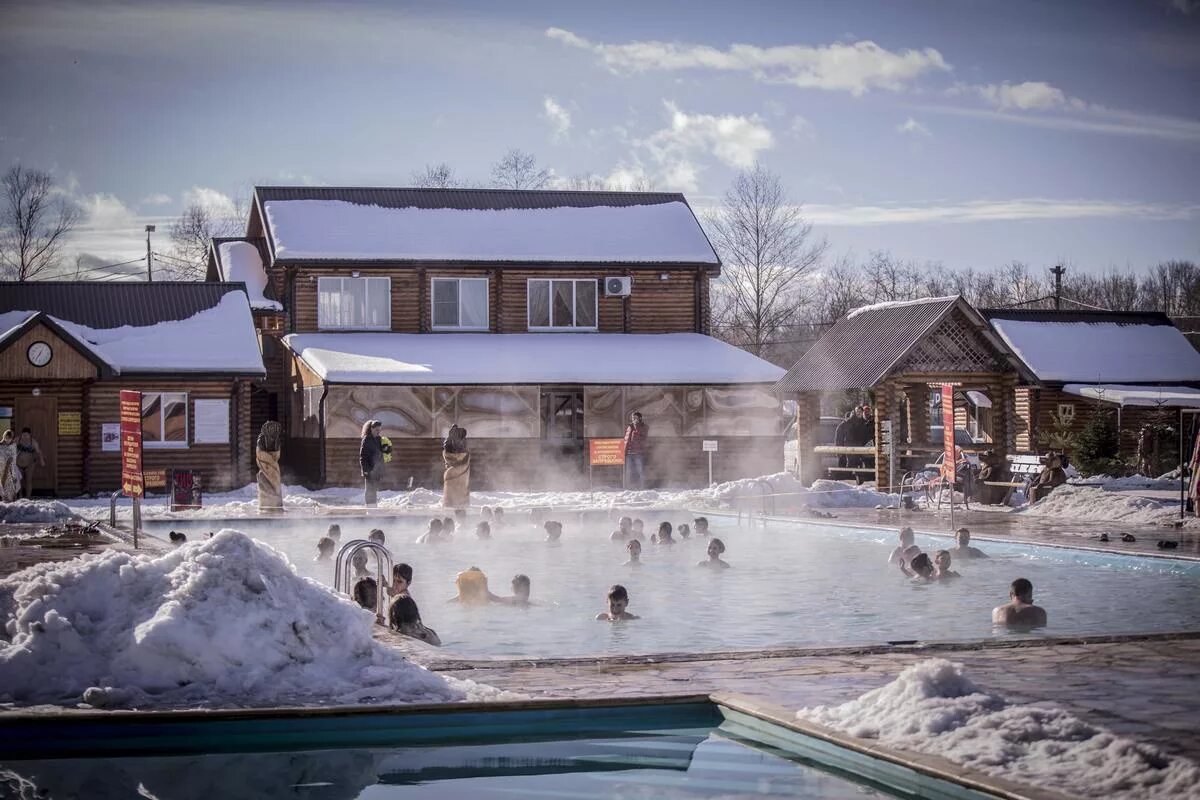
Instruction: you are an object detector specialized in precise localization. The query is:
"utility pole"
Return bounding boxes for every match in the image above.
[1050,264,1065,310]
[145,225,156,282]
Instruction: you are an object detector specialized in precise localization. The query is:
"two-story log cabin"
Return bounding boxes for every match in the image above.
[207,186,786,490]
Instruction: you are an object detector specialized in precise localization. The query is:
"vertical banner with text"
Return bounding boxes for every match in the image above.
[119,389,144,498]
[941,384,956,484]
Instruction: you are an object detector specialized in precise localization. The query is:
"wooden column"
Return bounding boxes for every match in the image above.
[794,391,821,485]
[874,380,894,491]
[908,384,930,446]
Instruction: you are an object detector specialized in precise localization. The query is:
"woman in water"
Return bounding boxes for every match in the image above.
[388,563,442,645]
[315,536,335,561]
[351,550,380,617]
[596,585,639,621]
[416,518,445,544]
[907,552,936,582]
[624,538,643,566]
[697,538,730,568]
[653,521,674,545]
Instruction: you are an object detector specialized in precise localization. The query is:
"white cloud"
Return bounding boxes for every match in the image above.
[927,103,1200,143]
[789,115,816,139]
[546,27,950,96]
[181,186,237,217]
[896,117,931,137]
[139,193,172,207]
[970,80,1086,111]
[542,96,572,141]
[631,101,774,192]
[82,193,138,230]
[802,198,1200,226]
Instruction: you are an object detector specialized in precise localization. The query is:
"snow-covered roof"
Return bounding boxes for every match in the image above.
[1,294,264,376]
[0,310,35,343]
[260,197,720,264]
[215,241,281,311]
[846,296,957,319]
[988,317,1200,384]
[1063,383,1200,408]
[283,332,784,385]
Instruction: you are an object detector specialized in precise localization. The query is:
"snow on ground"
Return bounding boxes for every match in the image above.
[0,530,503,709]
[1021,483,1195,528]
[800,659,1200,800]
[0,499,74,524]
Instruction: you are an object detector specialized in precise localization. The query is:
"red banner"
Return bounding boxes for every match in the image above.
[120,389,144,498]
[589,438,626,466]
[941,384,956,483]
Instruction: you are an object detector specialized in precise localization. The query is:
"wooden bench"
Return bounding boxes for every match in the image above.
[982,454,1044,504]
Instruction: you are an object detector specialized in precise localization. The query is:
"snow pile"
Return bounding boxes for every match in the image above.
[1072,474,1181,491]
[0,530,498,708]
[1021,484,1193,528]
[216,241,282,311]
[800,659,1200,800]
[0,499,74,524]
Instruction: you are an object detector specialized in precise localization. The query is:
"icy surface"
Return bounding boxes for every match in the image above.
[990,319,1200,383]
[846,296,956,319]
[263,199,720,263]
[0,499,74,524]
[0,530,500,708]
[216,241,282,311]
[800,659,1200,800]
[284,332,785,385]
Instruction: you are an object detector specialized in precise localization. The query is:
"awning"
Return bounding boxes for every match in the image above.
[1062,383,1200,408]
[965,390,992,408]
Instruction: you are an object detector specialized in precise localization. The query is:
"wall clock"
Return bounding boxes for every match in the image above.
[27,341,53,367]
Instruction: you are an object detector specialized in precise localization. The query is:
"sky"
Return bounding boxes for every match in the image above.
[1,0,1198,279]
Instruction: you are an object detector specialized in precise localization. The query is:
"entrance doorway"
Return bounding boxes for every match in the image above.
[541,390,585,483]
[14,396,57,496]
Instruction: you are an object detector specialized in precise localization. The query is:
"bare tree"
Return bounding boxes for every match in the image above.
[168,200,244,280]
[411,163,463,189]
[706,164,827,357]
[564,173,607,191]
[0,165,81,281]
[490,149,551,190]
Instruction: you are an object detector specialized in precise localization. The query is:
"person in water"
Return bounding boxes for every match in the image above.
[888,527,916,566]
[596,584,639,621]
[653,521,674,545]
[992,578,1047,629]
[351,550,380,616]
[450,566,500,606]
[950,528,988,559]
[417,518,445,544]
[388,563,442,645]
[475,521,492,539]
[442,517,456,538]
[611,516,634,541]
[897,544,924,577]
[624,538,643,566]
[678,523,691,540]
[492,507,506,528]
[693,517,710,536]
[368,528,386,545]
[326,524,342,542]
[907,552,935,582]
[698,538,730,569]
[933,550,960,580]
[499,574,533,607]
[631,519,645,539]
[316,536,335,561]
[544,520,563,543]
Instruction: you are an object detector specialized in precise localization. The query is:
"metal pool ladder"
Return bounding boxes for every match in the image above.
[334,540,393,621]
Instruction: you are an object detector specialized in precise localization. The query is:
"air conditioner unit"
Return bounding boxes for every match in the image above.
[604,276,632,297]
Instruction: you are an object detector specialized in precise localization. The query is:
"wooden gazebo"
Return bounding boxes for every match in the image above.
[776,296,1037,492]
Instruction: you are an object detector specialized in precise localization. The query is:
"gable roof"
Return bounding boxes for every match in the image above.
[0,282,265,377]
[981,308,1200,385]
[252,186,720,267]
[209,238,281,311]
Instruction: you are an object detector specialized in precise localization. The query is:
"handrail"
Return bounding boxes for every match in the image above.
[334,540,394,620]
[110,491,123,527]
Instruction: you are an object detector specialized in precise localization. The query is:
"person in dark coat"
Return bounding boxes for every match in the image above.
[359,420,389,506]
[833,411,853,468]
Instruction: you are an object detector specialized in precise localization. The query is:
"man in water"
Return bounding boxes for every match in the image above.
[992,578,1047,628]
[596,584,639,621]
[368,529,385,545]
[475,521,492,539]
[499,574,533,607]
[544,520,563,543]
[631,519,645,539]
[950,527,989,559]
[416,518,444,544]
[624,539,642,566]
[389,563,442,645]
[327,524,342,542]
[678,523,691,539]
[610,516,634,541]
[888,527,916,566]
[697,538,730,569]
[693,517,710,536]
[933,550,960,580]
[315,536,335,561]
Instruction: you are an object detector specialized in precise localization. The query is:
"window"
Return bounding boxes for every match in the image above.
[142,392,188,448]
[1057,403,1075,420]
[527,279,597,330]
[317,277,391,330]
[432,277,489,330]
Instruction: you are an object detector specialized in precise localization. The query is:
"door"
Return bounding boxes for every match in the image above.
[14,396,58,496]
[540,390,585,483]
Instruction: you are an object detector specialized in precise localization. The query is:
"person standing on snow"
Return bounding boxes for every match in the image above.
[359,420,390,506]
[623,411,649,490]
[441,424,471,509]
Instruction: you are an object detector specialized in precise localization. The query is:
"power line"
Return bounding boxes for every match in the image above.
[36,256,147,281]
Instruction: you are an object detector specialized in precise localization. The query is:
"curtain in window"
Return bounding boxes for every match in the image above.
[575,280,597,327]
[551,281,573,327]
[529,280,550,327]
[433,280,460,327]
[367,277,390,327]
[460,280,489,328]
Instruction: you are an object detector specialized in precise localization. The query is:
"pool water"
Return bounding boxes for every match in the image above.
[147,513,1200,658]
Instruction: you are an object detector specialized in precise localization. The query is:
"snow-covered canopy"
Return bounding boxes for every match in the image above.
[989,318,1200,383]
[283,332,784,385]
[216,241,281,311]
[1063,383,1200,408]
[3,294,264,376]
[262,199,720,264]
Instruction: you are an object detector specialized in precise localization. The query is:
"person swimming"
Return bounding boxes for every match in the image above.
[624,538,643,566]
[950,527,989,559]
[933,549,960,580]
[450,566,499,606]
[476,521,492,539]
[678,523,691,540]
[653,521,674,545]
[897,544,924,577]
[500,574,533,607]
[416,518,445,544]
[907,552,935,582]
[388,563,442,645]
[697,537,730,569]
[992,578,1047,629]
[315,536,335,561]
[350,551,380,615]
[368,528,385,545]
[888,527,916,566]
[544,520,563,543]
[610,516,634,541]
[326,524,342,542]
[693,517,710,536]
[596,584,639,621]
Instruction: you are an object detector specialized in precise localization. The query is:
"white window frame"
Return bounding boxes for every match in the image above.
[1057,403,1075,420]
[141,392,189,450]
[526,278,599,332]
[431,277,490,331]
[317,276,392,331]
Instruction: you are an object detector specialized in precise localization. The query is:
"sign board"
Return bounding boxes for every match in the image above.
[57,411,81,436]
[589,438,626,466]
[170,469,202,511]
[702,439,719,452]
[143,469,168,491]
[194,399,230,444]
[119,389,144,498]
[940,384,956,483]
[102,423,120,452]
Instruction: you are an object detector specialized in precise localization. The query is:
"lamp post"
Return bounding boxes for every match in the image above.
[145,224,156,282]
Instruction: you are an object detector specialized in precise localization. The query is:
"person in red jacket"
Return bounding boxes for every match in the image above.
[623,411,649,489]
